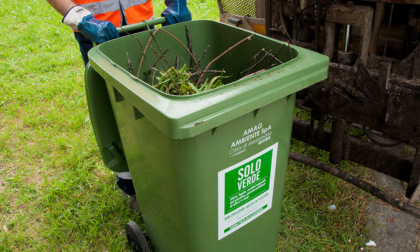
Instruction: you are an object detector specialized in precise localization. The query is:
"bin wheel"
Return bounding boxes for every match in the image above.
[126,221,150,252]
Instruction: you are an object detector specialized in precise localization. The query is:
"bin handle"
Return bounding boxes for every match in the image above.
[92,17,166,46]
[116,17,166,34]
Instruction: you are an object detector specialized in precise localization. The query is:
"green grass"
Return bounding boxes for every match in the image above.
[278,138,373,251]
[1,0,371,251]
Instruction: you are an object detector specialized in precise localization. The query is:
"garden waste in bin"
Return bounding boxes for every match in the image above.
[85,20,329,252]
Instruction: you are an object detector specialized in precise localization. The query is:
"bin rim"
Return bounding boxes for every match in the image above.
[87,20,329,139]
[96,20,300,100]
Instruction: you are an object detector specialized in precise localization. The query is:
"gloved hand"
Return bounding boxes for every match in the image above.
[63,6,119,43]
[161,0,192,25]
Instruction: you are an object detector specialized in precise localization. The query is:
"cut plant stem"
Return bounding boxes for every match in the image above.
[238,69,265,80]
[238,49,265,78]
[148,30,173,69]
[238,49,281,78]
[145,48,170,82]
[240,49,271,77]
[119,26,153,75]
[138,28,201,77]
[138,28,160,77]
[126,52,134,75]
[175,55,179,70]
[185,25,196,68]
[190,70,226,76]
[196,33,255,86]
[189,45,210,81]
[197,45,210,67]
[146,43,178,85]
[287,40,294,59]
[266,44,286,67]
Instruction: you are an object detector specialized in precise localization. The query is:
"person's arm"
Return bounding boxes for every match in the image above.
[46,0,76,16]
[46,0,118,43]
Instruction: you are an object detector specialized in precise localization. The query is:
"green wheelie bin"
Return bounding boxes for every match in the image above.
[85,19,329,252]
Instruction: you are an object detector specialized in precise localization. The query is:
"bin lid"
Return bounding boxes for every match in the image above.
[88,20,329,139]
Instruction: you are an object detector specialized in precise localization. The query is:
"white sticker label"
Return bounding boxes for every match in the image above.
[218,143,278,240]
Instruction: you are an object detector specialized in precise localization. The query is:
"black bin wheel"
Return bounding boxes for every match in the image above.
[126,221,150,252]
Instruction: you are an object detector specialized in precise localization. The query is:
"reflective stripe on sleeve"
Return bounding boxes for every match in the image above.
[79,0,121,15]
[121,0,150,9]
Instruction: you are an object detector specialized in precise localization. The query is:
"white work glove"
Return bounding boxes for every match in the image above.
[63,6,119,43]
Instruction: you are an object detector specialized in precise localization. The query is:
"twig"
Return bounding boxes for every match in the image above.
[151,70,157,86]
[190,45,210,79]
[148,30,172,69]
[138,28,201,77]
[190,70,226,76]
[138,29,160,77]
[119,26,153,76]
[126,52,133,75]
[189,69,226,83]
[185,25,196,69]
[266,51,283,65]
[158,28,201,72]
[238,47,283,78]
[266,44,286,67]
[196,33,255,86]
[175,55,179,70]
[287,40,294,59]
[238,69,265,80]
[146,43,177,86]
[145,48,170,82]
[267,63,279,69]
[238,49,266,76]
[197,45,210,67]
[242,49,271,77]
[144,39,180,91]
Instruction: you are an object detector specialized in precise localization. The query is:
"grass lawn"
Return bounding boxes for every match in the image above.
[1,0,372,251]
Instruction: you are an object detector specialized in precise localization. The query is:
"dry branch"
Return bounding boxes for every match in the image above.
[196,33,255,85]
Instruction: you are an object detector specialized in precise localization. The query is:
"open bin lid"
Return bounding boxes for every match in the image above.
[88,20,329,139]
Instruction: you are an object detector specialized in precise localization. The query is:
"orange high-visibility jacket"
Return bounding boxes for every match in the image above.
[73,0,154,27]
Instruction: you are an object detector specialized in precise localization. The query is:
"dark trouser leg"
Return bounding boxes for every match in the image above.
[74,32,93,66]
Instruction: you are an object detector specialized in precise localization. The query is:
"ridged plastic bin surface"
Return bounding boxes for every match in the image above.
[87,20,329,252]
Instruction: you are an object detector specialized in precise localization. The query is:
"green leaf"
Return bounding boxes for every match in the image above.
[187,82,200,94]
[206,76,222,91]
